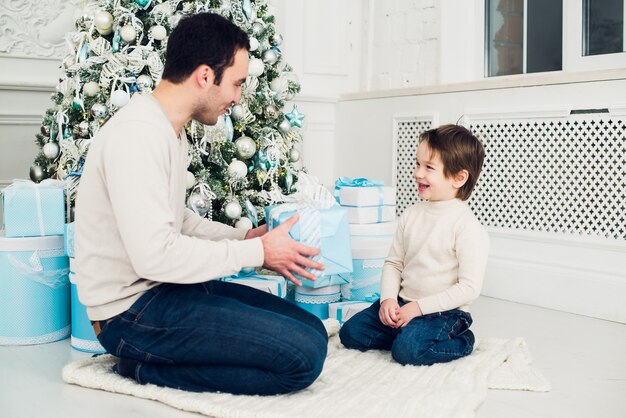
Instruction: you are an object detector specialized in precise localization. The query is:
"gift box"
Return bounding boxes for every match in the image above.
[69,258,105,353]
[0,233,70,345]
[2,180,65,237]
[266,204,353,287]
[337,186,396,207]
[221,271,288,298]
[349,221,398,239]
[294,285,341,320]
[346,205,396,224]
[328,301,373,324]
[64,222,75,258]
[341,239,390,302]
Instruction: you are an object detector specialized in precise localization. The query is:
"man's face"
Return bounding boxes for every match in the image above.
[193,48,249,126]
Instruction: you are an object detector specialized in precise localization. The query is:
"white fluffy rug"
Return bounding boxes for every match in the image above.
[62,320,550,418]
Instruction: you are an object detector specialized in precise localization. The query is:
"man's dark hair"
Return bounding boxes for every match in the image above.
[161,13,250,85]
[419,124,485,201]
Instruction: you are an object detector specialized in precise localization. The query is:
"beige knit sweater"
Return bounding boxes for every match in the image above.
[380,199,490,314]
[75,93,264,320]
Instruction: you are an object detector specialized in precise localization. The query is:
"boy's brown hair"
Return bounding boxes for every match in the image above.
[419,124,484,201]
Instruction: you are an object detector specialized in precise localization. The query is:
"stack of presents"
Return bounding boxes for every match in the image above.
[0,176,395,351]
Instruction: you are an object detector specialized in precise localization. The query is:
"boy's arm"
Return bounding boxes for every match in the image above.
[417,220,490,315]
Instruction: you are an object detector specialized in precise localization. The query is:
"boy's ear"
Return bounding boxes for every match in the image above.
[452,169,469,189]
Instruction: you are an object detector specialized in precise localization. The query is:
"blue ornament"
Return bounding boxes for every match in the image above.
[63,127,72,139]
[130,83,138,93]
[242,0,253,20]
[78,42,89,63]
[135,0,152,9]
[224,115,234,142]
[112,27,121,52]
[285,105,305,128]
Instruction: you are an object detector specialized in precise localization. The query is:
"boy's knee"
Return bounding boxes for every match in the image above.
[338,322,364,351]
[391,338,435,366]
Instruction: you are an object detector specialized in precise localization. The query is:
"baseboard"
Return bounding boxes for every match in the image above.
[482,228,626,323]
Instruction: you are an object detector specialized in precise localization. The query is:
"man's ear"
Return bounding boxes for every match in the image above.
[452,169,469,189]
[194,65,215,87]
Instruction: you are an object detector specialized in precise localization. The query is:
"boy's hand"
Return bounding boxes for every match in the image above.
[397,301,422,327]
[379,298,400,328]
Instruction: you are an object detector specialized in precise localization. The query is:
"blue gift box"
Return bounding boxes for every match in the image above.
[64,222,75,258]
[221,272,288,298]
[0,233,70,345]
[294,285,341,320]
[2,180,65,237]
[265,204,353,288]
[69,259,106,353]
[341,239,391,302]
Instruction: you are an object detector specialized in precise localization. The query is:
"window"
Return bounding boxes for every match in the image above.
[583,0,625,56]
[485,0,563,76]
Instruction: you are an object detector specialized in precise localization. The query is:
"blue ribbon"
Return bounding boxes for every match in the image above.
[334,177,385,205]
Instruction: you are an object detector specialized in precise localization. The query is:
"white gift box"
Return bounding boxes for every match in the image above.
[221,274,287,298]
[328,301,373,323]
[349,221,397,239]
[338,186,396,207]
[347,206,395,224]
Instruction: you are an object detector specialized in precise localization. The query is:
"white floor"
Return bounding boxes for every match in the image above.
[1,296,625,418]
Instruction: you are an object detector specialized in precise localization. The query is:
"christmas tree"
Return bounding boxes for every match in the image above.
[31,0,305,226]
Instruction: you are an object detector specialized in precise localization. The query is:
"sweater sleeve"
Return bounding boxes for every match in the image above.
[102,122,264,283]
[417,218,490,314]
[182,208,247,241]
[379,211,406,301]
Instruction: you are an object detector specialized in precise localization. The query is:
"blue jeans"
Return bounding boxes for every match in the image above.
[339,298,474,366]
[95,280,328,395]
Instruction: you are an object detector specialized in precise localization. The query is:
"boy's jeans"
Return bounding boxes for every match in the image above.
[339,298,474,366]
[95,280,328,395]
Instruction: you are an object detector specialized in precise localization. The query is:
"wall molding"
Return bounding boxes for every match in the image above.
[0,112,43,126]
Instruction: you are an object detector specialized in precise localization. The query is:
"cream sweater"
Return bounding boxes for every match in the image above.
[380,199,489,314]
[75,93,264,320]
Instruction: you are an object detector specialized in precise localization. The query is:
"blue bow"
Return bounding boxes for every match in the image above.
[334,177,385,204]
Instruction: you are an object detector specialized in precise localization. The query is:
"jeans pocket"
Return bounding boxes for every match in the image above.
[116,338,175,364]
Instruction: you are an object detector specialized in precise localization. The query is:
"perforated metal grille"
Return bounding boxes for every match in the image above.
[394,120,433,215]
[394,116,626,240]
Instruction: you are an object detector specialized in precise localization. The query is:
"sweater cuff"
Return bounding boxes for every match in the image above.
[236,237,265,268]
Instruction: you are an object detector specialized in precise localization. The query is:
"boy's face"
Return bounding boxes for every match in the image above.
[413,141,461,201]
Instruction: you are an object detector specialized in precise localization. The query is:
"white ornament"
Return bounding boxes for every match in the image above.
[278,118,291,133]
[248,58,264,77]
[249,37,259,51]
[262,49,278,65]
[269,76,288,94]
[230,104,244,120]
[187,193,209,217]
[235,217,253,230]
[149,25,167,41]
[43,142,60,159]
[289,148,301,162]
[94,11,114,35]
[91,103,108,118]
[120,25,137,43]
[185,171,196,190]
[252,21,264,35]
[83,81,101,97]
[225,201,243,220]
[136,75,154,91]
[228,158,248,178]
[111,89,130,107]
[235,136,257,159]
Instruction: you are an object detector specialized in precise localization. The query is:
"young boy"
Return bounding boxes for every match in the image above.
[339,124,489,366]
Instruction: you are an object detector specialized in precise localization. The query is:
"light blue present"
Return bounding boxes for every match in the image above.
[341,239,390,302]
[64,222,75,258]
[328,301,373,323]
[266,203,353,288]
[221,271,288,298]
[69,258,105,353]
[294,285,341,320]
[0,234,70,345]
[2,179,65,237]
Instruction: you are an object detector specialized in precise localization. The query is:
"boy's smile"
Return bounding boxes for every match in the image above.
[413,141,463,202]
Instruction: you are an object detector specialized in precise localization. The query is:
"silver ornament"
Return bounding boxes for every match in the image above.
[29,165,47,182]
[235,136,257,159]
[252,21,264,35]
[262,49,278,65]
[40,125,50,136]
[270,33,283,46]
[248,58,265,77]
[120,25,137,43]
[278,118,291,133]
[187,193,209,217]
[270,76,288,94]
[77,121,90,137]
[43,142,60,159]
[230,104,245,120]
[91,103,108,118]
[136,75,154,91]
[224,201,243,220]
[235,217,253,230]
[94,11,114,35]
[289,148,301,162]
[265,105,279,119]
[266,146,281,166]
[227,158,248,178]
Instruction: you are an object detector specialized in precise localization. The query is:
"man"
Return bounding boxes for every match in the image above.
[75,13,327,396]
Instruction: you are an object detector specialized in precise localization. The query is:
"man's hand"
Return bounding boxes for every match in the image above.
[244,224,267,240]
[260,214,324,286]
[397,301,422,327]
[379,298,400,328]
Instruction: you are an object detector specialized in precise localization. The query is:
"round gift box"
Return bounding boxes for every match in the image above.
[294,285,341,320]
[0,233,70,345]
[69,258,106,353]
